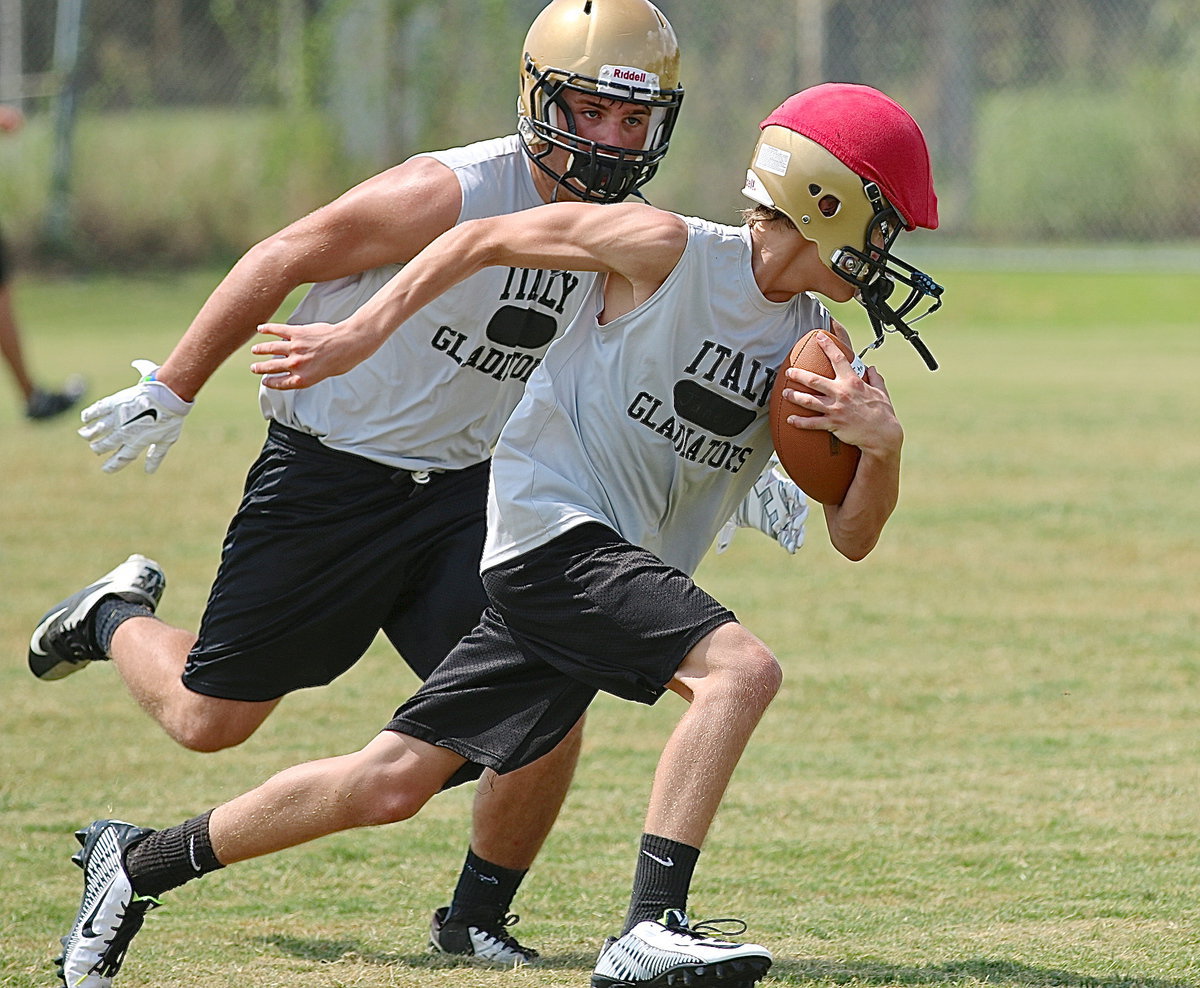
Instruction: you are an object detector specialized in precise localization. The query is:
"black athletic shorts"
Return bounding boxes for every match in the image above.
[387,523,736,786]
[183,422,491,701]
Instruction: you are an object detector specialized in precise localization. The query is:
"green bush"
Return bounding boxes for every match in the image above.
[973,84,1200,241]
[0,108,362,269]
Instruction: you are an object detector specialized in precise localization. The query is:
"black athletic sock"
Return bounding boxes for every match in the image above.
[93,597,155,657]
[447,848,527,922]
[622,833,700,934]
[123,810,225,898]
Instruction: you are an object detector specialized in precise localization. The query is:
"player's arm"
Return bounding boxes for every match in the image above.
[78,156,462,473]
[779,326,902,560]
[156,156,462,401]
[250,202,688,390]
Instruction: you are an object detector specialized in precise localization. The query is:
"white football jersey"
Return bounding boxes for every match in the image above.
[260,135,595,470]
[483,215,831,577]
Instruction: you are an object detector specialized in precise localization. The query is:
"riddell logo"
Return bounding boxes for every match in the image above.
[599,64,661,94]
[611,67,648,83]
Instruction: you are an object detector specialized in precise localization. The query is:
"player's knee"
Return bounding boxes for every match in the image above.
[166,691,278,753]
[737,642,783,707]
[680,624,782,708]
[690,645,781,715]
[172,719,254,753]
[361,790,427,826]
[355,771,436,826]
[711,636,782,708]
[168,702,265,752]
[343,740,450,826]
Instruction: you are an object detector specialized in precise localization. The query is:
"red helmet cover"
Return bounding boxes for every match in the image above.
[760,83,938,231]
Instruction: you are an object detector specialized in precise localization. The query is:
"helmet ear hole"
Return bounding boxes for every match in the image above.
[818,194,840,217]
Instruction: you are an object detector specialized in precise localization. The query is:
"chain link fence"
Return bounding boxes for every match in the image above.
[1,0,1197,267]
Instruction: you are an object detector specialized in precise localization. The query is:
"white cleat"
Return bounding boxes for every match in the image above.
[29,554,165,680]
[591,910,772,988]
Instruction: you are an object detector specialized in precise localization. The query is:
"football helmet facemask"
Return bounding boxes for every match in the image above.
[518,0,684,204]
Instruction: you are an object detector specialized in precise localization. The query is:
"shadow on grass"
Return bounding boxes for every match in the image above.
[257,937,1190,987]
[255,934,595,970]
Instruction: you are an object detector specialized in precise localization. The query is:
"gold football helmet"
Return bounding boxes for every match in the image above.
[743,84,945,368]
[518,0,684,203]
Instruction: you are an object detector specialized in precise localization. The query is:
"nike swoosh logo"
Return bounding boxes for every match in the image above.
[29,607,68,656]
[466,862,500,884]
[188,835,201,873]
[124,408,158,426]
[79,883,110,938]
[641,850,675,867]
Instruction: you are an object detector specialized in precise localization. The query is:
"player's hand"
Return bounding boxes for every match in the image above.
[250,321,379,390]
[716,456,808,555]
[781,333,900,456]
[77,359,194,474]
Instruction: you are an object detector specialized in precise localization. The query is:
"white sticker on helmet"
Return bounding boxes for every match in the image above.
[598,64,661,96]
[754,143,791,177]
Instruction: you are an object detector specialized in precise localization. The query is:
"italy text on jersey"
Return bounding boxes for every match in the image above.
[429,268,584,385]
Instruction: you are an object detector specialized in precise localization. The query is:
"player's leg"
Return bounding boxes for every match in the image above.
[33,564,283,751]
[387,609,602,942]
[593,624,780,988]
[57,729,465,988]
[209,731,463,861]
[29,423,415,751]
[0,279,36,400]
[478,526,777,987]
[0,234,85,418]
[384,467,585,965]
[647,621,781,846]
[428,716,584,964]
[55,614,593,985]
[29,558,282,751]
[469,717,583,869]
[632,621,781,909]
[109,618,279,751]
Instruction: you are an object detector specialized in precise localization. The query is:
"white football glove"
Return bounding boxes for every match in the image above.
[78,359,194,474]
[716,456,809,555]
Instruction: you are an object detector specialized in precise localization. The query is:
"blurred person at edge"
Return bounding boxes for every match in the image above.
[0,104,85,420]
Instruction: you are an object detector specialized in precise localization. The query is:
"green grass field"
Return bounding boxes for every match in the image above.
[2,261,1198,987]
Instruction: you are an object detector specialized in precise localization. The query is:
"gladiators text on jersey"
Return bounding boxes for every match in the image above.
[625,338,779,475]
[429,267,585,384]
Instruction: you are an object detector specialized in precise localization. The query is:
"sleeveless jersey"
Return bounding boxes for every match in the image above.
[483,215,831,576]
[259,134,594,471]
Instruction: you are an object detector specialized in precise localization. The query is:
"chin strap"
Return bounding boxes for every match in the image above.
[856,270,944,372]
[859,297,939,371]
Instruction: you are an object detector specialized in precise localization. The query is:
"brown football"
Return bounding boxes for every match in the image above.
[769,329,861,505]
